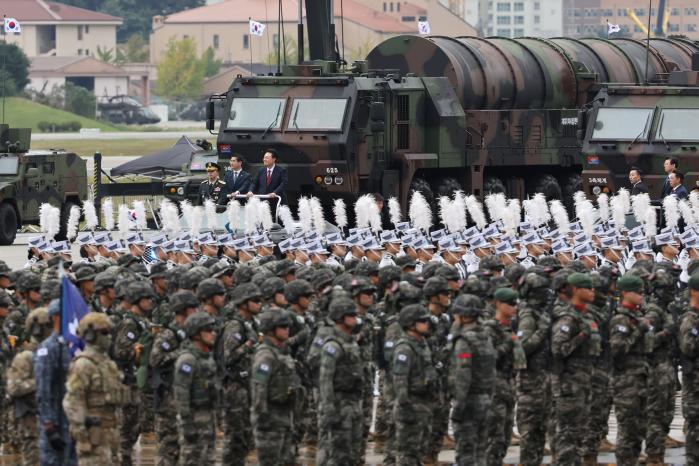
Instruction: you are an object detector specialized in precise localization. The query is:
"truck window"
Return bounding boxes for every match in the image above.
[226,98,286,130]
[0,157,19,175]
[289,98,348,131]
[591,107,654,140]
[656,109,699,141]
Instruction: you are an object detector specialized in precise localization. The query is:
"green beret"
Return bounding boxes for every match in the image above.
[617,274,644,293]
[567,272,592,289]
[689,273,699,291]
[493,287,518,305]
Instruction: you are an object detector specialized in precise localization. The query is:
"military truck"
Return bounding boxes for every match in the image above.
[0,124,88,244]
[163,150,219,203]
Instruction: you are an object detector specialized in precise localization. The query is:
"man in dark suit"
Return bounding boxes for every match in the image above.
[247,148,288,204]
[629,167,649,195]
[661,157,678,199]
[223,154,252,200]
[669,171,689,200]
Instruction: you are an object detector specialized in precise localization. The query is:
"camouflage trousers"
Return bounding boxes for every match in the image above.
[154,391,178,466]
[382,380,397,466]
[119,398,141,466]
[374,370,389,439]
[646,358,676,456]
[551,368,590,465]
[683,371,699,465]
[254,426,295,466]
[221,382,252,466]
[394,399,433,465]
[486,377,515,466]
[177,409,216,466]
[75,426,119,466]
[452,394,492,466]
[611,370,648,466]
[293,384,314,446]
[582,364,612,456]
[516,370,551,466]
[17,413,38,466]
[317,398,363,466]
[427,380,449,459]
[140,391,155,433]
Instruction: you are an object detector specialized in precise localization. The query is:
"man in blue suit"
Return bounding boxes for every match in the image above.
[247,149,288,204]
[223,154,252,200]
[669,171,689,200]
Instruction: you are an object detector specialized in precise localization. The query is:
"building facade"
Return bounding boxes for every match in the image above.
[465,0,564,37]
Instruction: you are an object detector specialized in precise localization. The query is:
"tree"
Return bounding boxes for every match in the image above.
[155,37,205,99]
[200,47,222,78]
[96,46,115,63]
[264,36,303,67]
[64,82,96,118]
[0,43,29,92]
[0,71,18,97]
[123,34,149,63]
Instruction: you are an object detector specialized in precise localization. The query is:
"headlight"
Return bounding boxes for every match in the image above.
[334,176,343,185]
[592,186,601,195]
[177,187,184,195]
[324,176,333,185]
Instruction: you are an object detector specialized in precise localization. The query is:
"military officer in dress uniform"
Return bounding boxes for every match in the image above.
[198,162,227,206]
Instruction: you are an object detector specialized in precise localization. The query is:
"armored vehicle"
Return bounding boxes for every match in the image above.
[98,95,161,125]
[163,150,219,203]
[0,124,88,244]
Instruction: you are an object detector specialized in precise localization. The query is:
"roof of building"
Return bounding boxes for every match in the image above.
[159,0,413,33]
[5,0,122,23]
[30,56,130,77]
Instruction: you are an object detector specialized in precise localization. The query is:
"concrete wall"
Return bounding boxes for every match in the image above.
[55,24,118,56]
[27,76,65,94]
[94,76,129,97]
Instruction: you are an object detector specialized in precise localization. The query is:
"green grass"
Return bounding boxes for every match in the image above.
[31,138,175,157]
[3,97,119,132]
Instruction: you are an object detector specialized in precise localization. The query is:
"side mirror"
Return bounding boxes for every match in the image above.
[206,101,216,131]
[26,167,39,178]
[370,102,385,122]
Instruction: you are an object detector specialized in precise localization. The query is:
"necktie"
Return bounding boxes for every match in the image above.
[233,172,238,184]
[266,169,271,186]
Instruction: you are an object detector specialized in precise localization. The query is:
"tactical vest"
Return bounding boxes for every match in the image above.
[554,308,600,364]
[215,314,256,383]
[393,337,437,396]
[180,349,217,408]
[451,327,496,394]
[257,344,300,404]
[323,335,364,393]
[680,310,699,374]
[73,352,124,414]
[612,310,649,372]
[518,306,551,371]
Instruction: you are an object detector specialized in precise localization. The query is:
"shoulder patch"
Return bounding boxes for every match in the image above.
[126,331,136,341]
[180,363,192,374]
[233,332,242,341]
[384,341,394,348]
[161,342,171,351]
[457,352,472,359]
[259,363,269,373]
[313,336,324,347]
[36,347,48,357]
[397,353,408,363]
[447,333,454,341]
[516,330,524,337]
[297,315,304,325]
[324,345,337,356]
[616,325,628,333]
[560,325,570,333]
[692,328,699,336]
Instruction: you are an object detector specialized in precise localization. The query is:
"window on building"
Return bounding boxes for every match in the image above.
[213,34,219,49]
[514,15,524,24]
[514,2,523,11]
[488,14,493,21]
[243,34,249,49]
[688,23,697,31]
[634,8,645,16]
[401,15,415,21]
[634,25,642,32]
[487,27,493,35]
[77,49,83,55]
[534,2,540,10]
[383,2,387,11]
[496,2,511,12]
[496,28,511,37]
[396,2,400,11]
[687,7,698,16]
[390,2,393,11]
[78,25,83,40]
[497,15,511,24]
[85,25,89,33]
[671,8,680,15]
[651,8,656,16]
[514,28,524,36]
[669,23,680,31]
[183,34,189,39]
[618,9,626,16]
[534,15,540,23]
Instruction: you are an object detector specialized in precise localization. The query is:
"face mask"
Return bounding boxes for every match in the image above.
[94,333,112,352]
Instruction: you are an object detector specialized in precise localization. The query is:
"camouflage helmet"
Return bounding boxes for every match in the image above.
[423,276,450,297]
[149,261,169,280]
[17,272,41,293]
[688,259,699,277]
[169,290,200,315]
[650,264,678,288]
[537,256,562,272]
[196,278,226,301]
[378,265,402,290]
[479,255,504,272]
[420,262,440,279]
[233,265,255,284]
[126,281,155,305]
[258,310,293,334]
[74,264,97,283]
[328,297,358,322]
[0,289,12,308]
[275,259,297,278]
[434,265,460,282]
[114,279,136,300]
[567,260,589,273]
[231,283,262,306]
[504,264,526,288]
[184,312,216,338]
[128,262,148,277]
[450,293,484,317]
[355,261,379,277]
[551,269,573,292]
[77,312,113,341]
[461,275,488,298]
[40,279,61,303]
[94,271,117,293]
[295,266,315,284]
[350,277,376,297]
[261,277,286,301]
[518,272,550,300]
[25,307,50,333]
[252,268,274,288]
[284,279,314,304]
[402,272,426,289]
[312,268,336,291]
[394,282,423,307]
[180,266,210,291]
[398,304,431,329]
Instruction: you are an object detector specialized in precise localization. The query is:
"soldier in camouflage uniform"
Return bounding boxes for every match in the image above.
[6,307,52,465]
[63,312,125,465]
[252,310,301,466]
[550,272,599,465]
[174,312,218,465]
[679,274,699,464]
[609,274,651,466]
[6,272,43,347]
[149,290,199,466]
[89,270,117,314]
[392,304,437,465]
[0,290,13,451]
[317,297,364,466]
[515,271,553,466]
[448,293,496,466]
[217,282,262,465]
[484,288,524,466]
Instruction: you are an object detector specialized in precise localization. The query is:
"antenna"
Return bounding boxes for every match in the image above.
[2,15,6,125]
[644,0,652,85]
[276,0,282,75]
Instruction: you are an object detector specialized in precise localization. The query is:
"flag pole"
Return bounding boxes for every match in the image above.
[2,15,7,125]
[644,0,652,84]
[249,18,253,77]
[606,19,609,39]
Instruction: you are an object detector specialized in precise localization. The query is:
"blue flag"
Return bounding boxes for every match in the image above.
[61,276,89,356]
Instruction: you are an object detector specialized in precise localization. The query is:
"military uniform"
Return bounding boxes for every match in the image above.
[6,338,40,465]
[679,288,699,464]
[198,178,227,205]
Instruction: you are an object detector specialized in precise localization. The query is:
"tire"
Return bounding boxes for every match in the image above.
[0,203,17,245]
[529,174,562,200]
[56,201,79,241]
[436,177,462,198]
[561,173,583,213]
[483,176,506,195]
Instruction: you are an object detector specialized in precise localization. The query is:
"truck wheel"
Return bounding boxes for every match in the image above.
[483,176,506,195]
[0,203,17,245]
[436,177,462,198]
[530,174,562,200]
[56,201,79,241]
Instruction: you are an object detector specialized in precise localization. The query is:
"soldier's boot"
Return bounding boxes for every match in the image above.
[441,434,455,449]
[582,454,597,466]
[511,431,521,446]
[638,452,648,464]
[645,453,665,466]
[373,435,386,454]
[665,435,685,448]
[422,453,439,466]
[598,438,616,452]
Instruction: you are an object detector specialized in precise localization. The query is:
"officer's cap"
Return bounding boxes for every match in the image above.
[567,272,593,289]
[494,287,518,305]
[205,162,220,172]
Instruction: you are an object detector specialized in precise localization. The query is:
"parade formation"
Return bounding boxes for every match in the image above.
[1,173,699,466]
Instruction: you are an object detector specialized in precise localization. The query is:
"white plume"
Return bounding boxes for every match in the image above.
[39,203,52,234]
[117,204,131,238]
[453,191,468,226]
[438,196,451,229]
[644,205,657,238]
[259,200,274,231]
[663,195,680,230]
[533,193,551,224]
[578,199,596,238]
[46,206,60,240]
[597,193,610,223]
[226,200,241,231]
[610,195,626,232]
[102,197,114,230]
[465,195,487,229]
[298,197,313,233]
[133,200,147,231]
[66,205,81,241]
[310,197,326,234]
[502,198,520,236]
[388,197,402,226]
[409,191,432,233]
[485,193,507,223]
[190,206,204,236]
[180,200,194,231]
[524,194,550,227]
[354,194,372,229]
[204,199,218,231]
[631,194,651,223]
[83,198,98,231]
[245,196,262,234]
[441,197,466,233]
[573,191,587,207]
[333,199,348,230]
[691,191,699,222]
[617,188,631,214]
[549,199,570,234]
[679,199,695,226]
[159,199,180,234]
[277,204,295,235]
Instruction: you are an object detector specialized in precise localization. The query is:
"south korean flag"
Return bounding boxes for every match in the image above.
[4,17,21,34]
